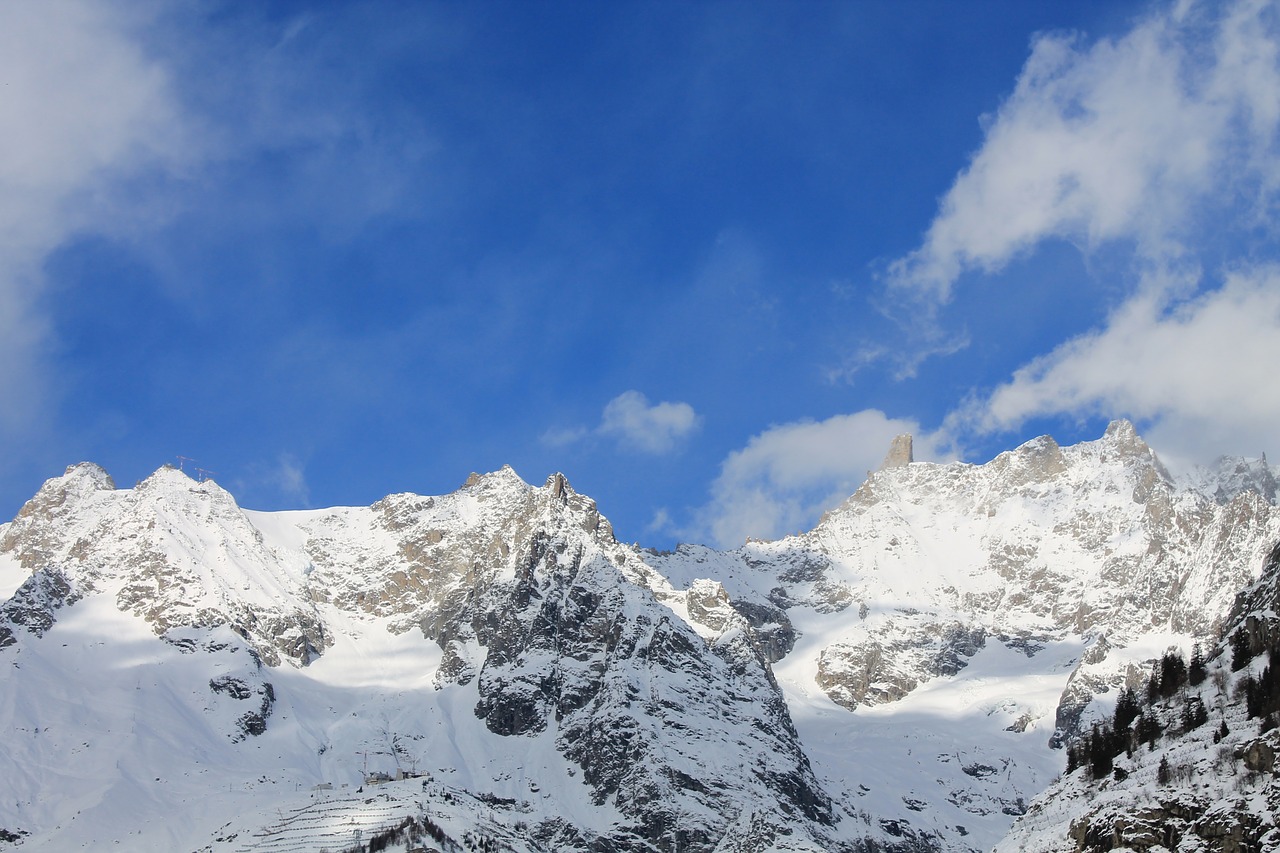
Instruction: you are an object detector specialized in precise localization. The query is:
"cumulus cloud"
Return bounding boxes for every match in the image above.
[0,0,193,435]
[888,0,1280,304]
[691,410,954,548]
[599,391,700,454]
[546,391,700,456]
[963,265,1280,470]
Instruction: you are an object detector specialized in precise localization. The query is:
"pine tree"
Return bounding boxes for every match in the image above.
[1188,643,1207,686]
[1113,687,1141,732]
[1146,672,1161,704]
[1159,651,1187,698]
[1136,711,1162,750]
[1088,722,1113,779]
[1157,754,1171,785]
[1245,673,1262,718]
[1231,629,1253,671]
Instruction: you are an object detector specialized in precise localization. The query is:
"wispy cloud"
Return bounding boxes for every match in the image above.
[545,391,700,456]
[689,410,955,548]
[232,453,312,508]
[0,0,194,437]
[0,2,442,507]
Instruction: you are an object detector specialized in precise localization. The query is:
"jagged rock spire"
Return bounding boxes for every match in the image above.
[879,434,914,470]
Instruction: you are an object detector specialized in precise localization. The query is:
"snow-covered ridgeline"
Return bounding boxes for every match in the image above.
[0,420,1276,852]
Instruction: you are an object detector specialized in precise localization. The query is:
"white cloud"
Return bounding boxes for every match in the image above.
[600,391,700,454]
[691,410,954,548]
[965,264,1280,471]
[0,1,193,435]
[548,391,700,456]
[879,0,1280,474]
[887,0,1280,304]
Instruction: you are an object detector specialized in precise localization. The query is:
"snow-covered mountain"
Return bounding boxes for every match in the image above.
[0,421,1276,852]
[996,540,1280,852]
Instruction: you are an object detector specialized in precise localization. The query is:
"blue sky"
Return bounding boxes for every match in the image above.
[3,0,1279,549]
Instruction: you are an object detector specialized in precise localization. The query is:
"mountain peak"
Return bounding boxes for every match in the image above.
[1103,418,1138,440]
[140,463,197,488]
[11,462,115,528]
[544,471,573,499]
[1099,418,1151,457]
[1182,454,1279,505]
[879,434,914,470]
[1093,418,1170,477]
[461,464,529,492]
[61,462,115,490]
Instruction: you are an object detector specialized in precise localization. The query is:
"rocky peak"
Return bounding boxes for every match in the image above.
[13,462,114,521]
[545,471,570,499]
[462,464,530,495]
[987,433,1068,487]
[1096,419,1166,472]
[879,434,914,470]
[2,463,117,568]
[1103,417,1140,444]
[60,461,115,491]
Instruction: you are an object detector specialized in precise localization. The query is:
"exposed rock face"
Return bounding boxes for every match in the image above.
[815,620,986,710]
[881,434,915,470]
[0,567,79,649]
[409,478,835,851]
[1066,797,1275,853]
[1224,540,1280,657]
[209,673,276,741]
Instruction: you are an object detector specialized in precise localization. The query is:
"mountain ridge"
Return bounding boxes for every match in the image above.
[0,421,1277,851]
